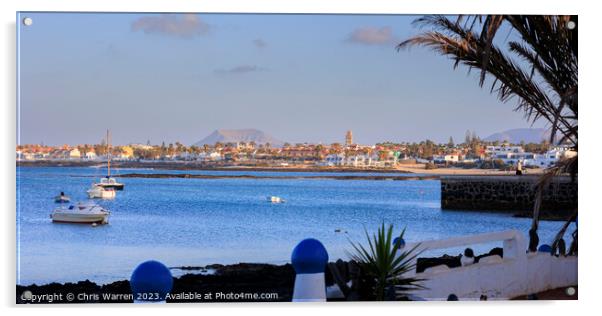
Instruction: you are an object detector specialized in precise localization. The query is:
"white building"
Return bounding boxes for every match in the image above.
[323,153,345,166]
[432,154,461,163]
[485,145,524,156]
[344,154,372,167]
[84,151,97,160]
[523,146,577,168]
[198,151,222,161]
[486,144,576,168]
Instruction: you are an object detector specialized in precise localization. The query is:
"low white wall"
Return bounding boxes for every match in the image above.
[405,230,577,300]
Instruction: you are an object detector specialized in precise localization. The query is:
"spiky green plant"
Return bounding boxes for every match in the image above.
[347,223,425,300]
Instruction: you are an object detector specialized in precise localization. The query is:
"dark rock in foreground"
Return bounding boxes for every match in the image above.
[17,263,297,304]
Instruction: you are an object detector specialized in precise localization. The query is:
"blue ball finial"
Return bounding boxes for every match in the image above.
[130,260,173,301]
[291,238,329,274]
[393,237,406,249]
[538,244,552,253]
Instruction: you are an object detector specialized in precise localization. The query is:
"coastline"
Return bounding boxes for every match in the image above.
[17,160,545,177]
[115,173,440,181]
[16,261,576,303]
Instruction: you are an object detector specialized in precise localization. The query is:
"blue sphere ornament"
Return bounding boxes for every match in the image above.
[393,237,406,249]
[130,260,173,301]
[291,238,329,274]
[538,244,553,253]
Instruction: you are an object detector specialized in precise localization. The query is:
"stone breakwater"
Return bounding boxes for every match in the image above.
[441,175,577,219]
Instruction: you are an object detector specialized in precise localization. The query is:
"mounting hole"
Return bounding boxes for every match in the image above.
[565,286,576,296]
[567,21,576,30]
[23,17,33,26]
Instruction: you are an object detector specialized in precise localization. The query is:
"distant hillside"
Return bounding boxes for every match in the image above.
[483,128,551,144]
[193,129,284,147]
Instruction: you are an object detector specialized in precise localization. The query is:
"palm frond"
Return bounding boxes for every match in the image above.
[398,15,578,147]
[399,15,578,254]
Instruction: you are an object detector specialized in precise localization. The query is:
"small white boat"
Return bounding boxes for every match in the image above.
[54,192,71,203]
[268,196,285,203]
[93,130,125,190]
[87,184,116,199]
[97,176,124,190]
[51,202,110,224]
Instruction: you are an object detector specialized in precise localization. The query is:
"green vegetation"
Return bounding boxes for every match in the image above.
[348,224,425,300]
[400,15,578,251]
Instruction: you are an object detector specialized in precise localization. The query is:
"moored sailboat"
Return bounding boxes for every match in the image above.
[94,130,125,191]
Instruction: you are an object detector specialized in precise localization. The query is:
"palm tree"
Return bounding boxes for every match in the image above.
[348,224,425,300]
[399,15,577,251]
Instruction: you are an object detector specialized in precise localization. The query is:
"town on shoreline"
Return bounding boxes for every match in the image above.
[17,130,575,176]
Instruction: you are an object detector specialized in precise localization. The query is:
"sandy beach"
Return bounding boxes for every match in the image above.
[393,164,545,176]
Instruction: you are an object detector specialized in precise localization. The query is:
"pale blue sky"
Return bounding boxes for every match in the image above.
[17,12,544,146]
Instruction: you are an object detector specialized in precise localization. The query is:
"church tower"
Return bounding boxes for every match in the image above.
[345,130,353,146]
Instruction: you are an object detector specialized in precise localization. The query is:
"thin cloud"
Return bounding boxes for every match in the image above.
[131,14,210,38]
[214,65,268,75]
[252,38,267,48]
[346,26,396,45]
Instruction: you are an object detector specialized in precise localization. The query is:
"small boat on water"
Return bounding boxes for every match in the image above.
[87,184,116,199]
[97,176,124,190]
[93,130,124,191]
[54,192,70,203]
[51,202,110,224]
[268,196,285,203]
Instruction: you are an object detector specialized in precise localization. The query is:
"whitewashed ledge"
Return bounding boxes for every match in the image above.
[400,230,577,300]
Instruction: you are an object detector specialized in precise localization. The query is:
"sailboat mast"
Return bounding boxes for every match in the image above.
[107,129,111,177]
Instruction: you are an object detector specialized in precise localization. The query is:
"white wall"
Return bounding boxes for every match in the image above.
[404,230,577,300]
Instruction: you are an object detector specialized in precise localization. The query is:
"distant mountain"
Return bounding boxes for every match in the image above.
[483,128,551,144]
[193,129,284,147]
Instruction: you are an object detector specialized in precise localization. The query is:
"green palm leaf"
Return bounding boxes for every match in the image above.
[348,224,426,300]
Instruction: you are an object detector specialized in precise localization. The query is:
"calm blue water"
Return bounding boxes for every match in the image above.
[16,167,567,285]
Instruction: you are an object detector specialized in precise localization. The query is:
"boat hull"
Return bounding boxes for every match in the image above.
[51,213,109,224]
[87,187,116,199]
[97,183,124,190]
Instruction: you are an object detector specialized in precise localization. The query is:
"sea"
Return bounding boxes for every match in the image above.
[16,166,569,285]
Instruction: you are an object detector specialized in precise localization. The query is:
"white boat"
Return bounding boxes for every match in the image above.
[97,176,124,190]
[51,202,110,224]
[87,184,116,199]
[94,130,124,191]
[268,196,285,203]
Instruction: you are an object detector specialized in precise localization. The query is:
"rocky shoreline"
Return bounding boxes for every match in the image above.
[115,173,440,181]
[17,263,304,304]
[16,160,414,174]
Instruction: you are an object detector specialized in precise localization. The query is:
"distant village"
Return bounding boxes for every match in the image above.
[16,130,576,170]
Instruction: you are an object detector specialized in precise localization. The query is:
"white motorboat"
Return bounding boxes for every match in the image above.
[268,196,285,203]
[51,202,110,224]
[87,184,116,199]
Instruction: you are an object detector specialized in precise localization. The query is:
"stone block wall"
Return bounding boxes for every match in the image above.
[441,175,577,217]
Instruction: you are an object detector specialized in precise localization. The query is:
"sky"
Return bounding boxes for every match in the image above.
[17,12,546,146]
